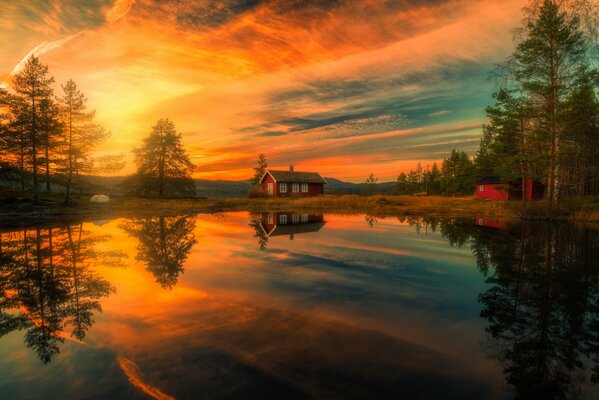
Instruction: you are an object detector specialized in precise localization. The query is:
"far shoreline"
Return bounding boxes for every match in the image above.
[1,194,598,229]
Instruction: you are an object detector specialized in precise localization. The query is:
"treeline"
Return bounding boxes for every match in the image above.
[0,224,120,363]
[396,150,476,195]
[0,56,197,201]
[477,0,599,212]
[0,57,123,204]
[398,1,599,209]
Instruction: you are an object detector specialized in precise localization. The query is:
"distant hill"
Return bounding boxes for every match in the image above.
[73,175,397,198]
[324,177,397,195]
[194,179,251,198]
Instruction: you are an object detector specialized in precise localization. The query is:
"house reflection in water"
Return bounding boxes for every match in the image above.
[260,212,326,240]
[475,216,509,231]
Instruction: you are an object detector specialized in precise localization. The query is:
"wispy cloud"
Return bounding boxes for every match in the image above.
[429,110,451,117]
[1,0,136,88]
[1,0,524,181]
[1,33,82,88]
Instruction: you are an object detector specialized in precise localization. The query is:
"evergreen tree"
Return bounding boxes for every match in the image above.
[132,118,195,198]
[251,153,268,185]
[511,0,589,211]
[12,57,54,203]
[37,98,61,192]
[57,79,107,204]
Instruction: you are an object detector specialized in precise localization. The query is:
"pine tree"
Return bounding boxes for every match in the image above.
[37,98,61,192]
[251,154,268,185]
[57,80,90,204]
[512,0,588,212]
[132,118,195,198]
[12,57,54,203]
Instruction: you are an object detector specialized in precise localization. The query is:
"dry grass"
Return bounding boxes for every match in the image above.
[212,195,518,219]
[2,193,598,227]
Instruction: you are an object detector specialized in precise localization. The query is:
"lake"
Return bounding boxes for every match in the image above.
[1,212,598,399]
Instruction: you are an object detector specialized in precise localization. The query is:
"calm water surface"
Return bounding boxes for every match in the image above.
[0,212,598,399]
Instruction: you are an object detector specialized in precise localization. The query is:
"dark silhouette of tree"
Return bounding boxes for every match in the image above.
[0,224,116,363]
[37,98,62,193]
[437,219,599,399]
[57,79,109,204]
[12,56,55,203]
[121,215,197,289]
[364,214,378,228]
[64,224,115,340]
[250,154,268,185]
[249,214,268,251]
[131,118,195,198]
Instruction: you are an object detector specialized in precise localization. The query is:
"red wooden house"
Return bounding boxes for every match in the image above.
[260,166,327,196]
[476,176,544,201]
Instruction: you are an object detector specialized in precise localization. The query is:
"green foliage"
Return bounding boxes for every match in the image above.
[397,162,443,195]
[441,150,476,195]
[478,0,599,210]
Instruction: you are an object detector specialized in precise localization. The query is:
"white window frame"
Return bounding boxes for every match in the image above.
[279,214,287,224]
[292,183,299,193]
[301,214,309,223]
[292,214,299,224]
[301,183,308,193]
[479,185,485,192]
[280,183,287,193]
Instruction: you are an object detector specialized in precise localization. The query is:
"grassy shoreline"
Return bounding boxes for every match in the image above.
[1,194,598,228]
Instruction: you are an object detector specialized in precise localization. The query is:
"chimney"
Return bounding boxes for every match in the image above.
[289,164,294,172]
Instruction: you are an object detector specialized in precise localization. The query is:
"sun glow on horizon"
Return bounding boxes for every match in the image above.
[0,0,525,181]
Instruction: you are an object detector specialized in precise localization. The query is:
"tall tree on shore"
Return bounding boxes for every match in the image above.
[132,118,195,198]
[38,98,62,192]
[57,80,90,204]
[251,154,268,185]
[57,80,108,204]
[12,57,55,203]
[510,0,589,212]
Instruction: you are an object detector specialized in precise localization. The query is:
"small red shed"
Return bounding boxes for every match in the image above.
[260,166,327,196]
[476,176,510,200]
[476,176,544,201]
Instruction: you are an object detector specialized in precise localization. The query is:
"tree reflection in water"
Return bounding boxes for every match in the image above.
[405,216,599,399]
[0,224,119,363]
[121,215,196,289]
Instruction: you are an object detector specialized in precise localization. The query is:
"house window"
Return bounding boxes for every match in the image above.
[279,214,287,224]
[267,213,273,224]
[479,185,485,192]
[292,183,299,193]
[301,183,308,193]
[478,218,484,225]
[301,214,309,223]
[292,214,299,223]
[280,183,287,193]
[267,182,273,195]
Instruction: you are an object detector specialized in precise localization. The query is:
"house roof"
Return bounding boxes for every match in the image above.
[261,170,327,184]
[476,176,507,184]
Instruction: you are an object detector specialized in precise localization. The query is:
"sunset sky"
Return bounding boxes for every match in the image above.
[0,0,525,181]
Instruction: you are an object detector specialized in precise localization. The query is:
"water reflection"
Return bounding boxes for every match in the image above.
[120,215,197,289]
[0,212,598,399]
[249,212,325,250]
[0,224,119,363]
[431,217,599,399]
